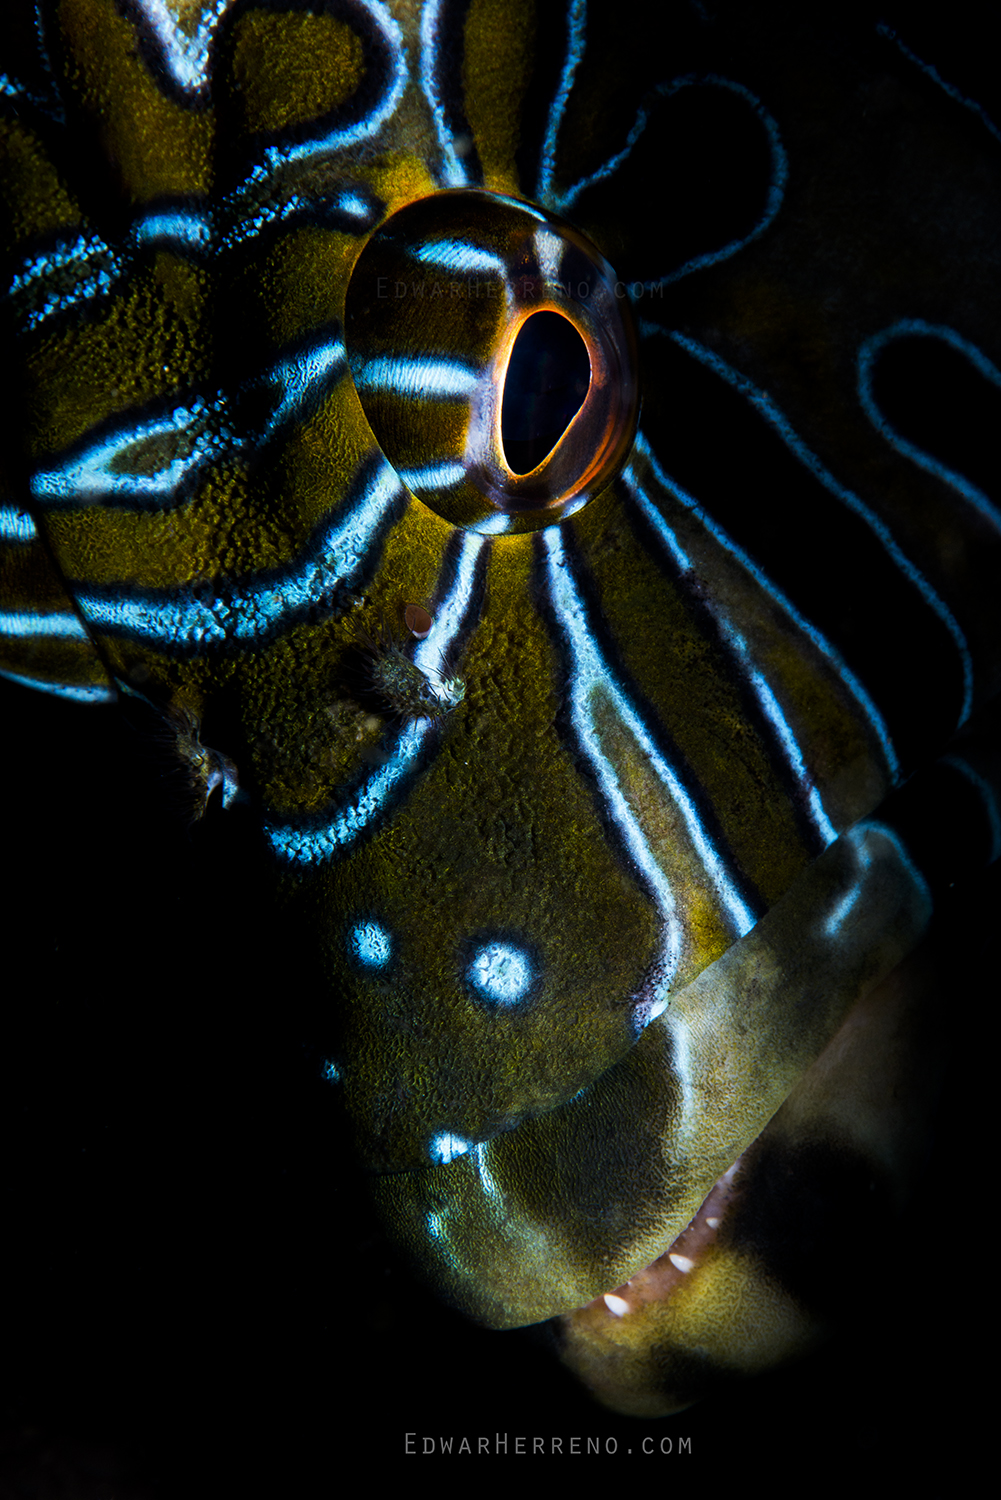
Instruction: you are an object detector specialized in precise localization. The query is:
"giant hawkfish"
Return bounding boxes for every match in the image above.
[2,0,999,1421]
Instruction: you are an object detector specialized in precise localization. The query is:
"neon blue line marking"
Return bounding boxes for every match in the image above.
[877,22,1001,147]
[216,180,375,256]
[9,234,119,331]
[265,531,484,865]
[134,211,211,250]
[485,193,549,224]
[264,338,346,435]
[262,0,405,170]
[397,460,465,492]
[665,1007,694,1126]
[9,235,112,292]
[412,536,480,677]
[333,189,374,221]
[426,1210,446,1242]
[824,821,932,939]
[216,193,304,253]
[466,942,535,1005]
[413,241,507,277]
[219,181,377,255]
[0,609,89,640]
[31,398,228,503]
[858,320,1001,535]
[419,0,472,188]
[31,336,344,508]
[0,668,113,702]
[353,356,478,399]
[476,512,517,535]
[622,462,837,845]
[472,1143,502,1203]
[429,1132,474,1165]
[348,919,393,969]
[0,507,37,542]
[554,75,787,294]
[630,427,901,782]
[267,720,429,864]
[22,271,115,331]
[741,655,838,846]
[544,531,756,1016]
[134,0,231,95]
[75,458,405,647]
[666,330,974,727]
[537,0,588,206]
[942,754,1001,865]
[621,465,693,572]
[821,827,870,938]
[532,226,568,284]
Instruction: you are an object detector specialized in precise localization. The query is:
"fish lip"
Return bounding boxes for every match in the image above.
[583,1155,745,1322]
[371,826,934,1331]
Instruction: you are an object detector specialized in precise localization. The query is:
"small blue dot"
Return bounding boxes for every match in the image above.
[348,920,392,969]
[466,941,534,1005]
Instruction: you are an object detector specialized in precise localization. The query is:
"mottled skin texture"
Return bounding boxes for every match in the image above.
[1,0,999,1458]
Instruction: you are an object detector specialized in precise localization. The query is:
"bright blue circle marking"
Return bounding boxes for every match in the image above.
[348,920,392,969]
[466,941,534,1005]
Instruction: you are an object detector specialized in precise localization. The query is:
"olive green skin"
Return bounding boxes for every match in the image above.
[2,0,999,1419]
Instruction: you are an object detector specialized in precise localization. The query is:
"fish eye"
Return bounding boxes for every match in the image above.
[501,310,592,475]
[345,190,639,534]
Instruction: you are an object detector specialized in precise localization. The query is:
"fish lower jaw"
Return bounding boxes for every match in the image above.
[594,1157,744,1322]
[553,933,943,1417]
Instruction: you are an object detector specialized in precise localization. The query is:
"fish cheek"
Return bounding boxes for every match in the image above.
[302,800,664,1174]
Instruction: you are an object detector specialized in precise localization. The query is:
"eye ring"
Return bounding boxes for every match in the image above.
[345,190,639,534]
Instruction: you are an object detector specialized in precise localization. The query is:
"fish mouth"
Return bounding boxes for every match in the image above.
[590,1157,744,1324]
[551,922,944,1417]
[372,821,933,1348]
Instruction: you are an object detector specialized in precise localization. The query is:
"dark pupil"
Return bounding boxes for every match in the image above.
[501,312,591,475]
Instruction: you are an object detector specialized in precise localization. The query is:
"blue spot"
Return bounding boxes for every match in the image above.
[348,920,392,969]
[322,1059,343,1084]
[466,941,535,1006]
[430,1132,473,1165]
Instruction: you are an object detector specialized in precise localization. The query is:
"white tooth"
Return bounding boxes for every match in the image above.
[668,1253,695,1273]
[603,1293,630,1318]
[705,1216,720,1229]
